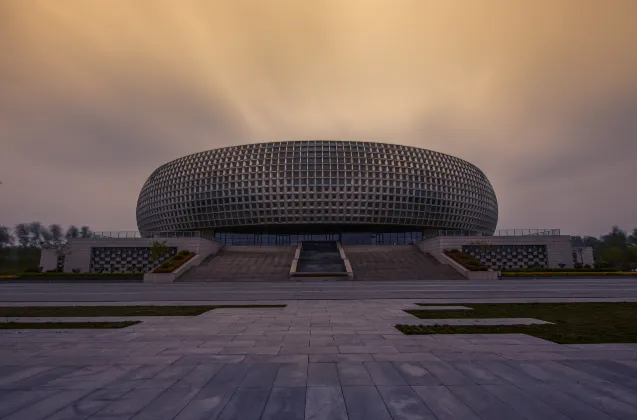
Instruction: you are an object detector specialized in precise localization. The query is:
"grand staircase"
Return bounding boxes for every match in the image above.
[180,246,296,282]
[343,245,465,280]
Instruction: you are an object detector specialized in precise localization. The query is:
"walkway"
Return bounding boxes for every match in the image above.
[1,300,637,419]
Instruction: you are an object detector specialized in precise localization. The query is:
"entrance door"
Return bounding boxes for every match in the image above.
[375,233,385,245]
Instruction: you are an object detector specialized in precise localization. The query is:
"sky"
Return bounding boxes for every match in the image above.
[1,0,636,237]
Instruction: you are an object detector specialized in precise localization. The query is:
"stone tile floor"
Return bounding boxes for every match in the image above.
[0,299,636,419]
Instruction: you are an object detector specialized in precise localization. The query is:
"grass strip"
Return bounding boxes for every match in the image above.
[402,302,637,344]
[0,321,140,329]
[0,305,286,318]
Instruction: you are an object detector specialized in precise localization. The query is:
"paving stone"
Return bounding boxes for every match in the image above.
[3,366,80,389]
[336,362,373,385]
[392,362,441,385]
[552,382,637,420]
[243,354,308,364]
[309,354,374,362]
[339,345,398,354]
[307,362,340,386]
[88,387,168,419]
[558,360,637,384]
[448,361,510,384]
[364,361,407,385]
[342,386,392,420]
[219,346,281,354]
[130,385,203,420]
[412,385,481,420]
[305,386,348,420]
[447,384,526,420]
[274,363,307,387]
[280,346,339,354]
[481,384,572,420]
[240,363,280,387]
[377,385,437,420]
[532,360,610,383]
[516,383,616,420]
[0,366,54,388]
[372,353,441,362]
[478,360,540,385]
[0,390,58,418]
[173,384,235,420]
[419,361,474,385]
[217,387,271,420]
[261,387,306,420]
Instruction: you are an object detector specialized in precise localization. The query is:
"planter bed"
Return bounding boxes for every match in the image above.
[10,273,144,281]
[153,251,195,273]
[443,249,489,271]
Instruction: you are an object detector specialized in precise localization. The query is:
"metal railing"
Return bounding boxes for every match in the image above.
[423,229,561,239]
[88,231,213,239]
[494,229,560,236]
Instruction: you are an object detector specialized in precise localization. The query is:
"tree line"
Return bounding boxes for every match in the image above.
[570,226,637,271]
[0,223,91,248]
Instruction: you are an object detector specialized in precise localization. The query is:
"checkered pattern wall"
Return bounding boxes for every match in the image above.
[136,141,498,234]
[462,245,548,269]
[90,247,177,273]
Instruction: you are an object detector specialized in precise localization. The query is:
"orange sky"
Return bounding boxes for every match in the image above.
[1,0,636,236]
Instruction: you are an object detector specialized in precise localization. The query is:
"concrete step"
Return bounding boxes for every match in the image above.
[179,245,296,282]
[343,245,465,281]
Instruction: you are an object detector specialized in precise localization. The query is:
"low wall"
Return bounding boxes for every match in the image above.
[40,237,222,273]
[417,235,574,269]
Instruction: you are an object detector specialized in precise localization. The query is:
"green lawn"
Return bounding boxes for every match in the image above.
[0,321,140,329]
[0,305,286,318]
[398,302,637,344]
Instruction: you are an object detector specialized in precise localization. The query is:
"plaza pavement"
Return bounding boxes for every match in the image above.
[1,299,637,419]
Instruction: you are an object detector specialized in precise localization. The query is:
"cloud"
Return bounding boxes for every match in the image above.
[1,0,636,235]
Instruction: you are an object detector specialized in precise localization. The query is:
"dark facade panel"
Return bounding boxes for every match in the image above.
[136,141,498,235]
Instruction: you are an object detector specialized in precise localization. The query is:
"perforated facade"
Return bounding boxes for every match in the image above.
[136,141,498,242]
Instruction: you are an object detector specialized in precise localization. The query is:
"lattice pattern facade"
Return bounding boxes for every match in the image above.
[136,141,498,234]
[89,247,177,273]
[462,245,548,269]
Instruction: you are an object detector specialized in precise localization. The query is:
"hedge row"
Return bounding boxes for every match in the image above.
[502,268,621,273]
[503,272,637,277]
[16,272,144,277]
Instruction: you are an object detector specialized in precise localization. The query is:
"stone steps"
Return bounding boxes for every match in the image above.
[344,245,465,280]
[180,246,296,282]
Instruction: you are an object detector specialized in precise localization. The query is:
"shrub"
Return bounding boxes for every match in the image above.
[178,250,190,256]
[502,271,637,277]
[501,268,621,273]
[172,255,184,261]
[24,266,42,273]
[160,261,173,268]
[444,249,489,271]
